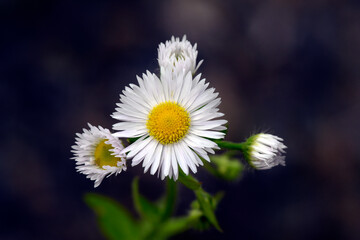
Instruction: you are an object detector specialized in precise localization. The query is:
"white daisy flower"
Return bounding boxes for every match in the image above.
[245,133,287,170]
[158,35,203,76]
[112,68,227,180]
[71,124,127,187]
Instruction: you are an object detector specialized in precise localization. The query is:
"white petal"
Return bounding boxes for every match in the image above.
[141,139,158,167]
[191,120,227,130]
[150,144,163,175]
[173,143,189,175]
[191,129,225,139]
[186,133,218,149]
[162,145,171,177]
[170,146,178,180]
[113,128,148,138]
[126,136,153,158]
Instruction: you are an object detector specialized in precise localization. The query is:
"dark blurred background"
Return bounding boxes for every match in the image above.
[1,0,360,239]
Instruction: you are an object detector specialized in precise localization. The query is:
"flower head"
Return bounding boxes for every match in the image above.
[112,68,227,180]
[71,124,126,187]
[244,133,287,170]
[158,35,203,76]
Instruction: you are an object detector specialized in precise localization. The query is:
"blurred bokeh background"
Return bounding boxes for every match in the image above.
[1,0,360,239]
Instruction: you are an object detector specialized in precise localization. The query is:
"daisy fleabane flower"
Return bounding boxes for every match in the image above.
[71,124,126,187]
[112,67,227,180]
[244,133,287,170]
[158,35,203,76]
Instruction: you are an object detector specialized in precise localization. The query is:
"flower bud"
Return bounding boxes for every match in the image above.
[158,35,203,76]
[244,133,287,170]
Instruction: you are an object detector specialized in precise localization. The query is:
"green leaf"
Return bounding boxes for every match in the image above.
[84,193,140,240]
[178,171,201,190]
[154,217,192,240]
[132,177,160,221]
[212,191,225,209]
[194,188,222,232]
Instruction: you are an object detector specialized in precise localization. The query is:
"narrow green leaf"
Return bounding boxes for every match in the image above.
[154,216,192,240]
[212,191,225,209]
[84,193,140,240]
[132,177,160,221]
[194,188,222,232]
[178,171,201,190]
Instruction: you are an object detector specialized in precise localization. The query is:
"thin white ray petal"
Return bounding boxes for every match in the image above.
[170,146,178,180]
[113,122,145,130]
[192,151,204,165]
[191,146,210,162]
[178,71,192,105]
[181,141,199,170]
[121,135,147,154]
[188,89,218,113]
[111,112,144,123]
[211,126,227,131]
[186,133,218,149]
[162,146,171,177]
[190,98,221,116]
[124,86,152,108]
[173,143,189,175]
[142,139,158,168]
[126,136,153,158]
[150,144,163,175]
[204,147,215,154]
[191,129,225,139]
[113,129,148,138]
[114,107,147,119]
[191,120,228,130]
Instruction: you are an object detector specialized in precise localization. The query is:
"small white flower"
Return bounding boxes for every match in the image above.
[112,68,227,180]
[246,133,287,170]
[71,124,126,187]
[158,35,203,76]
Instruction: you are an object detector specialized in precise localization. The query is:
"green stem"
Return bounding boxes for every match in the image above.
[161,179,177,221]
[214,140,247,152]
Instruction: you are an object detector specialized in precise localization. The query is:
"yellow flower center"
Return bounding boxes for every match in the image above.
[94,139,121,168]
[146,102,190,145]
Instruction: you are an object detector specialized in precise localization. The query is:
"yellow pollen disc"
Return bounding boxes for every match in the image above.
[94,139,121,168]
[146,102,190,145]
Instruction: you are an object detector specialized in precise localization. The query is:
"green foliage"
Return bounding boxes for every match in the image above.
[151,216,192,240]
[132,177,160,221]
[178,171,223,231]
[132,177,191,240]
[178,171,202,190]
[86,178,198,240]
[189,191,224,231]
[85,141,249,239]
[206,154,244,181]
[194,188,222,232]
[84,193,140,240]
